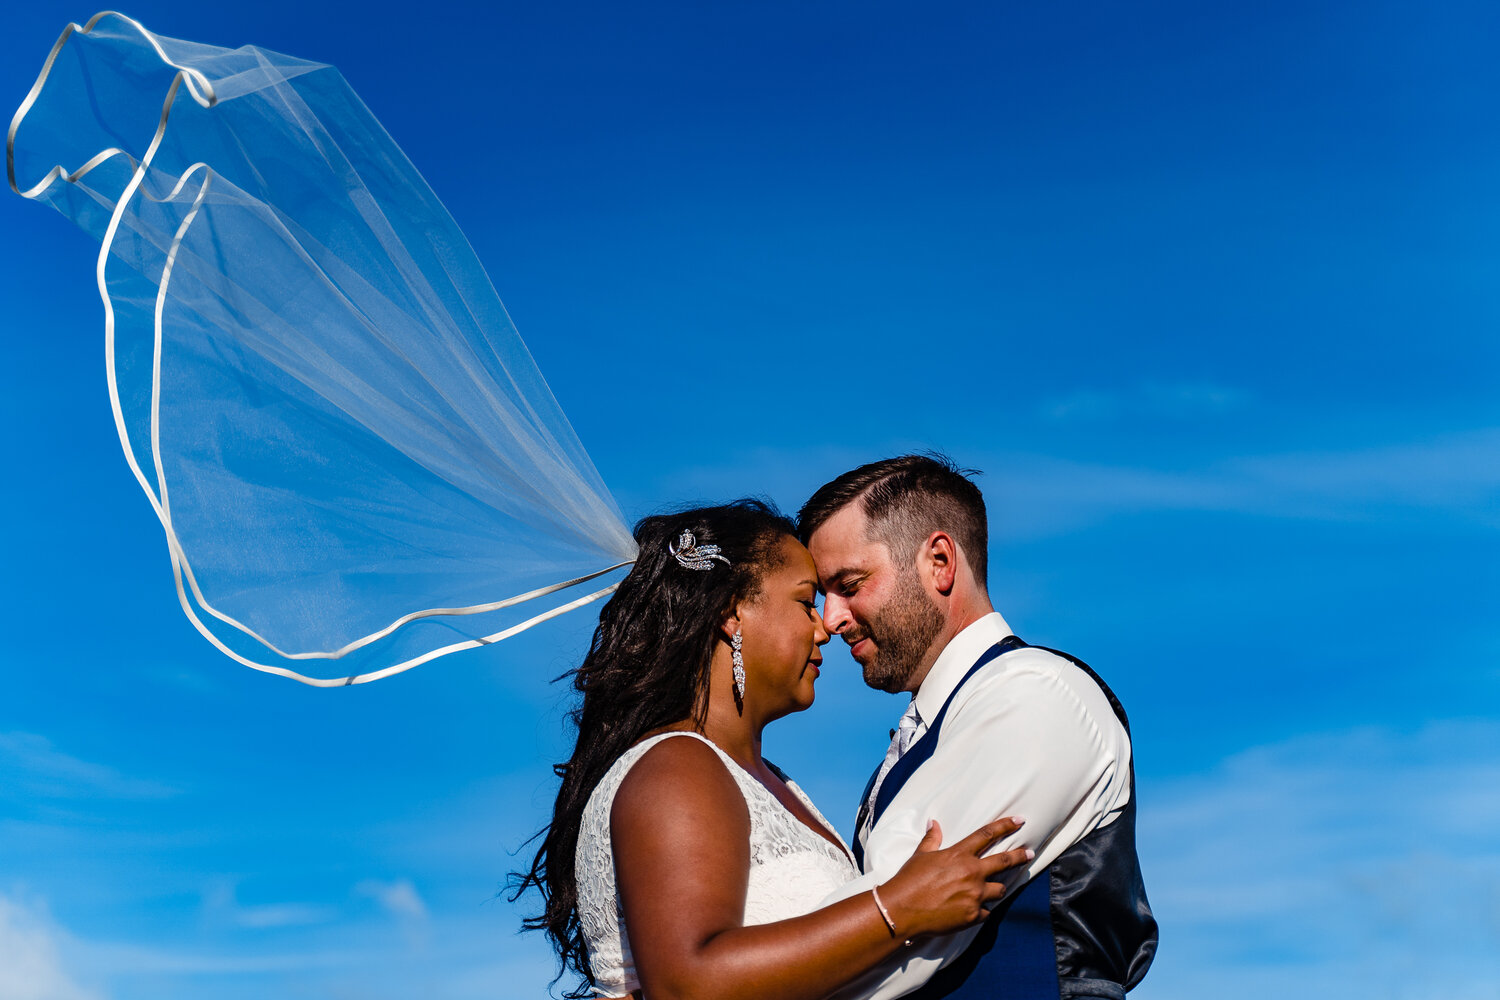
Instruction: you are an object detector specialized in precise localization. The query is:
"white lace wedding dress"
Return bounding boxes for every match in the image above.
[576,731,859,997]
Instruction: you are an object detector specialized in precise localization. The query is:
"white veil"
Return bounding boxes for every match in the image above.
[8,12,639,685]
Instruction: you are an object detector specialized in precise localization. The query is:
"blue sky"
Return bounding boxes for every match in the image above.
[1,2,1496,998]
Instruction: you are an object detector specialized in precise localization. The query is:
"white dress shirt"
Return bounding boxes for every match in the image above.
[827,612,1133,1000]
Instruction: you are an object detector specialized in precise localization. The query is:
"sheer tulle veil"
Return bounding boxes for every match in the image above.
[8,12,640,685]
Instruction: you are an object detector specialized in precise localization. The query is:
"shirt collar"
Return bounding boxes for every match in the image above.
[911,611,1013,724]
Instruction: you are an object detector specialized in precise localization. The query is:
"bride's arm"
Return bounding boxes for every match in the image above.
[611,737,1026,1000]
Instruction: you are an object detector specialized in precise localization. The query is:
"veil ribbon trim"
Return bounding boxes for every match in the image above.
[10,12,638,686]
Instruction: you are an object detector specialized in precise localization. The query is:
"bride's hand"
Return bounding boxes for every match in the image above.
[875,817,1031,940]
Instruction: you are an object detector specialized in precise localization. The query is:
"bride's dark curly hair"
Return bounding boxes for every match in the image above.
[513,498,798,996]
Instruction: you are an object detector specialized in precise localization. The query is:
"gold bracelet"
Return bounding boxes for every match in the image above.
[870,885,911,945]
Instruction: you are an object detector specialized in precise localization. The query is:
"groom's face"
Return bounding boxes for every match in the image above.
[807,505,944,694]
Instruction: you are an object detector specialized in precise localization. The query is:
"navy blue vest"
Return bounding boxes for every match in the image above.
[856,637,1157,999]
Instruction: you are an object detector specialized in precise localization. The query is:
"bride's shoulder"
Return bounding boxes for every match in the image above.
[611,733,750,843]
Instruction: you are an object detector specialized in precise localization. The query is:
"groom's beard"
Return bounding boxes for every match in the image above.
[853,568,944,694]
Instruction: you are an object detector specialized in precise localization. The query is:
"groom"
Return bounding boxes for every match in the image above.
[799,455,1157,1000]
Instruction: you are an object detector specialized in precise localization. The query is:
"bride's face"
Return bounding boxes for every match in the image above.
[737,536,830,720]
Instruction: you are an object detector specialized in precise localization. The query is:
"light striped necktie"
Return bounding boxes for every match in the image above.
[894,701,923,756]
[866,701,923,815]
[856,701,925,863]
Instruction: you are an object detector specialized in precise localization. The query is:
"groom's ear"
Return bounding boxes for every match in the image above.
[922,530,959,595]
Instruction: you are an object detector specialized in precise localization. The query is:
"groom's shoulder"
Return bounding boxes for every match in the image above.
[948,643,1129,736]
[965,640,1097,688]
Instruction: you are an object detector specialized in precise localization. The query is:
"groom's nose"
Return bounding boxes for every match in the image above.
[821,592,853,634]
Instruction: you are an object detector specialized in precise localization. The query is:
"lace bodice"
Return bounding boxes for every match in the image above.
[575,731,859,997]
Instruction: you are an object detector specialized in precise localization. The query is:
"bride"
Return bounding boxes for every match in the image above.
[516,500,1031,1000]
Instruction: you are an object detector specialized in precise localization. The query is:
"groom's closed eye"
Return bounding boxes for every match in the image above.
[829,574,864,597]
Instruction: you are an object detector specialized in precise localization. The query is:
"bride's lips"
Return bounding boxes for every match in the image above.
[805,659,822,678]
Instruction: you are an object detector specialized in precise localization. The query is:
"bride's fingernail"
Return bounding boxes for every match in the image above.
[1010,816,1026,825]
[1024,848,1036,860]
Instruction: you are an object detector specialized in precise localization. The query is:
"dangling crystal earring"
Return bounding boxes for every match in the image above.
[731,631,746,701]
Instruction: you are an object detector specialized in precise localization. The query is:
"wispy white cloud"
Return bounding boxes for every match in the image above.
[201,881,336,929]
[0,733,177,801]
[0,886,463,997]
[1135,719,1500,999]
[66,941,363,977]
[1040,382,1252,422]
[355,878,429,922]
[0,891,104,1000]
[354,877,432,951]
[621,428,1500,539]
[985,428,1500,538]
[64,914,553,998]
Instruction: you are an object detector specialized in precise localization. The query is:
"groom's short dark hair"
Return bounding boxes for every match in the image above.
[797,454,989,589]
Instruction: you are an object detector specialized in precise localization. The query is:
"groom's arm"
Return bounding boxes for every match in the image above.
[822,647,1132,1000]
